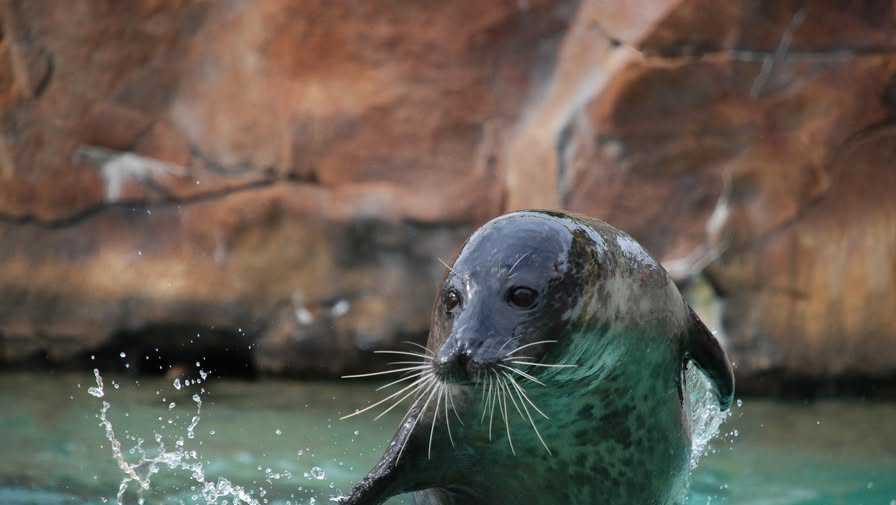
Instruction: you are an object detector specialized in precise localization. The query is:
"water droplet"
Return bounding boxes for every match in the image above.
[90,355,95,361]
[275,429,282,435]
[169,402,176,410]
[119,352,126,358]
[173,378,182,390]
[736,398,743,408]
[88,369,104,397]
[209,430,216,436]
[353,430,359,436]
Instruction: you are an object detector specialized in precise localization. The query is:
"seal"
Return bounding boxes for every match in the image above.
[339,210,734,505]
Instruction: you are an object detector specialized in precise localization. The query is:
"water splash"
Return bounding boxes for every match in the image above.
[305,467,326,481]
[88,369,105,398]
[90,371,293,505]
[685,364,733,470]
[672,365,735,504]
[186,393,201,440]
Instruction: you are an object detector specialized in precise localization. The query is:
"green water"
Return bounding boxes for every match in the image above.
[1,372,894,505]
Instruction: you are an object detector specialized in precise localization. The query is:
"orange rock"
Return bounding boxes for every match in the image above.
[1,0,895,389]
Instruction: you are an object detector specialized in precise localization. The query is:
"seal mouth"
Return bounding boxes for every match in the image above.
[434,353,497,386]
[435,370,476,386]
[338,340,579,466]
[338,340,575,435]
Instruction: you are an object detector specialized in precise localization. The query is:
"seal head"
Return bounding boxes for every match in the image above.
[430,214,584,384]
[341,210,734,505]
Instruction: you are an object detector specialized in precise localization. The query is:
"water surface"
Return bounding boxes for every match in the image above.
[1,372,894,504]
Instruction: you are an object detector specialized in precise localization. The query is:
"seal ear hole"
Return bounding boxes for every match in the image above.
[507,286,538,309]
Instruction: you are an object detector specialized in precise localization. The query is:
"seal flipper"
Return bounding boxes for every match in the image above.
[340,425,408,505]
[340,408,430,505]
[339,450,399,505]
[685,307,735,411]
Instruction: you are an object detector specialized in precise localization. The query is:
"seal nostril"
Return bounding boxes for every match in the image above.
[456,352,470,369]
[437,351,471,383]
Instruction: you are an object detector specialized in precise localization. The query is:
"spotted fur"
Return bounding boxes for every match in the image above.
[341,210,734,505]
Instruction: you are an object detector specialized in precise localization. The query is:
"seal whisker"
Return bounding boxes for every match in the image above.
[508,252,530,275]
[447,383,464,426]
[428,384,443,459]
[396,378,441,463]
[341,365,431,379]
[508,361,578,368]
[376,370,430,391]
[496,374,515,455]
[502,371,552,455]
[374,350,433,360]
[502,374,526,420]
[497,338,515,353]
[480,374,493,424]
[488,373,498,440]
[402,341,435,356]
[386,360,431,366]
[505,340,558,356]
[437,257,454,272]
[503,372,549,420]
[340,374,433,420]
[375,375,435,421]
[397,375,436,425]
[497,364,545,386]
[443,386,456,447]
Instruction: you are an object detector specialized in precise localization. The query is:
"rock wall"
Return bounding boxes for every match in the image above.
[1,0,894,389]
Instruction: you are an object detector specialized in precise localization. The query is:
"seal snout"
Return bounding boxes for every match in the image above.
[435,347,500,384]
[435,350,471,383]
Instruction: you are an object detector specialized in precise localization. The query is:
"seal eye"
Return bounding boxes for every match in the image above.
[507,286,538,309]
[444,289,461,314]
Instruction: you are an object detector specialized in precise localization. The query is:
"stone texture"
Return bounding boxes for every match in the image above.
[1,0,895,389]
[0,0,573,374]
[545,0,896,386]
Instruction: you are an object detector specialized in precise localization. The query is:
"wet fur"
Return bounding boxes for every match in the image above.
[341,211,734,505]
